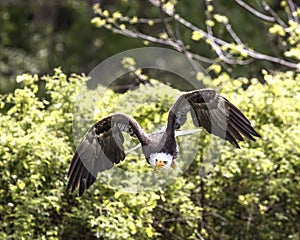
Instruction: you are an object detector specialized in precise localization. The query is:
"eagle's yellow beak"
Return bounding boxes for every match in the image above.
[156,159,165,168]
[154,159,165,172]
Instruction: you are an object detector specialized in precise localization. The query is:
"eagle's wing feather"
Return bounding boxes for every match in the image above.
[167,89,260,148]
[67,113,149,196]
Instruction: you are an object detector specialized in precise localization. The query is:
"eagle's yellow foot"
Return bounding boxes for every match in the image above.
[171,160,177,169]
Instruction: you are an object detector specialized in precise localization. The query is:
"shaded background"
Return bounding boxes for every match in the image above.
[1,0,297,93]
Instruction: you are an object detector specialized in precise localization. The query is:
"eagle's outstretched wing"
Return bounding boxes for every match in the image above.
[167,89,260,148]
[67,113,149,196]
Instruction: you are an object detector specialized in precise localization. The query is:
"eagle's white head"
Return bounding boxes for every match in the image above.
[148,152,173,172]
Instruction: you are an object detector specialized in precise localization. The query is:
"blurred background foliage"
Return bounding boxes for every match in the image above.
[0,0,300,239]
[1,0,299,93]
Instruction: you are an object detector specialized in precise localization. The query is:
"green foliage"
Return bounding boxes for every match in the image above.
[200,71,300,239]
[1,69,299,239]
[0,69,88,239]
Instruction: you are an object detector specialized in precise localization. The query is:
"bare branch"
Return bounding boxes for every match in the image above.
[147,0,225,45]
[245,48,299,69]
[111,27,181,50]
[186,220,206,240]
[205,0,213,36]
[147,0,257,65]
[147,0,299,69]
[287,0,299,23]
[234,0,276,22]
[159,3,175,39]
[94,0,299,70]
[159,5,212,76]
[261,1,288,28]
[112,26,216,65]
[155,222,185,240]
[186,51,216,64]
[124,17,172,24]
[223,21,243,45]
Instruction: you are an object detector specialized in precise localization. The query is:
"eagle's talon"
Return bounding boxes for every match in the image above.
[171,160,177,169]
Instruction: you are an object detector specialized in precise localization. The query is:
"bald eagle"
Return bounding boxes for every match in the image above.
[67,89,260,196]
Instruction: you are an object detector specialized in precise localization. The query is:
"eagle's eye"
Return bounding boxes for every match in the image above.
[155,159,168,165]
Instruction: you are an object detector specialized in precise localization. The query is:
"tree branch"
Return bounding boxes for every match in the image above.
[287,0,299,23]
[234,0,276,22]
[148,0,299,69]
[94,0,300,70]
[261,1,287,28]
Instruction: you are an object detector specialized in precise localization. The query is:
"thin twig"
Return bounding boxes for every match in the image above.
[261,1,288,28]
[160,1,212,72]
[186,220,206,240]
[202,1,235,65]
[112,27,181,50]
[287,0,299,23]
[234,0,276,22]
[148,0,299,69]
[132,17,172,24]
[155,222,185,240]
[112,26,216,64]
[159,2,175,39]
[147,0,257,65]
[96,0,299,69]
[205,0,213,36]
[223,21,243,45]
